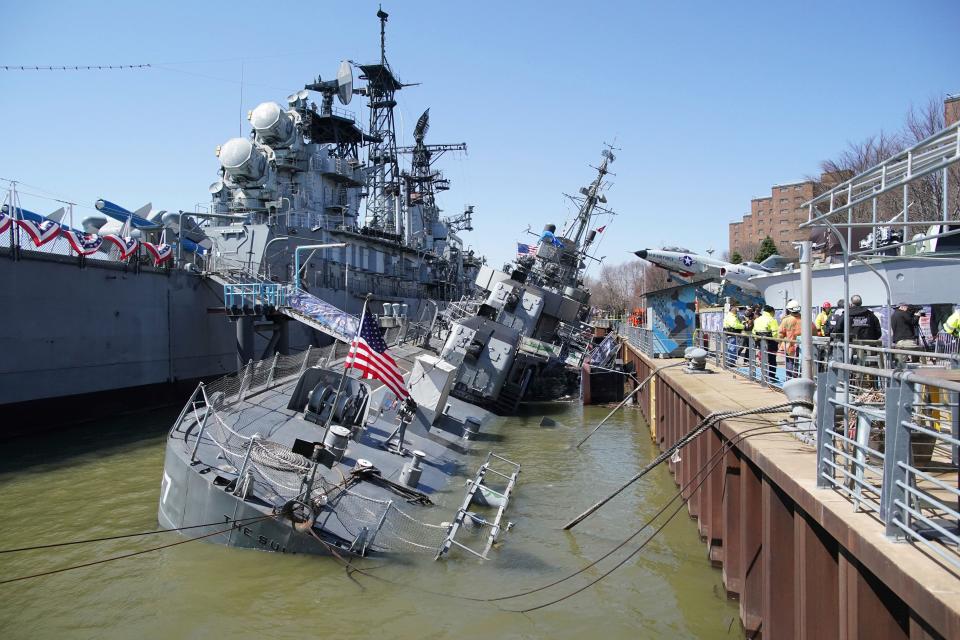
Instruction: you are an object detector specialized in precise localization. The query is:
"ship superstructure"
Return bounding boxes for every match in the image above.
[0,8,482,429]
[203,8,480,308]
[436,148,618,412]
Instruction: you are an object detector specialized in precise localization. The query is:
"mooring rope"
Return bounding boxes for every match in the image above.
[0,515,275,586]
[321,421,812,609]
[0,515,272,555]
[576,361,687,448]
[563,400,805,530]
[503,425,817,613]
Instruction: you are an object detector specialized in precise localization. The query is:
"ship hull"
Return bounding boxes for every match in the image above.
[0,249,425,433]
[158,435,344,555]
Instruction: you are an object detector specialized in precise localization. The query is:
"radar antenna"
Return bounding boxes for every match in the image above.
[304,60,353,115]
[398,107,467,245]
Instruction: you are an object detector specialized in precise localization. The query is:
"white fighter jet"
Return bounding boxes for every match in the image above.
[633,247,789,293]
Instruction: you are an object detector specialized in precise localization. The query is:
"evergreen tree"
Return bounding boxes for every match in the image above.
[730,252,743,264]
[754,236,778,262]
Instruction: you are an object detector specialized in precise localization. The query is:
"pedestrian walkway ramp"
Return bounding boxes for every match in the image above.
[280,289,358,343]
[208,264,358,344]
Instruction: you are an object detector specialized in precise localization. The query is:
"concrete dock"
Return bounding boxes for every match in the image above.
[621,343,960,639]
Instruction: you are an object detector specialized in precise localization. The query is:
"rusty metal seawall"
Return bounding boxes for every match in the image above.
[620,340,960,640]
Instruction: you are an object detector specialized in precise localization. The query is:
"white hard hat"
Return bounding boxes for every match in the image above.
[786,299,801,313]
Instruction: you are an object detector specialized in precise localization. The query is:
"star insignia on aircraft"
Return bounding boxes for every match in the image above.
[681,255,694,267]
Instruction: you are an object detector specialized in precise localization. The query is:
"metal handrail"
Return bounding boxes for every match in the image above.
[816,362,959,569]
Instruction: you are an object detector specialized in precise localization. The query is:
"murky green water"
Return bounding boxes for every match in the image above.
[0,403,740,639]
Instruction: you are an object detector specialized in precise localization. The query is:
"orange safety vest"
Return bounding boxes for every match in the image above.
[778,314,810,356]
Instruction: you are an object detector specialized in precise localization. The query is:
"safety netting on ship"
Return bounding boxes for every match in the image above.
[181,349,452,554]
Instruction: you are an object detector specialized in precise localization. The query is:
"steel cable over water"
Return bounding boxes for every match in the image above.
[503,425,816,613]
[322,421,812,610]
[564,400,804,530]
[0,515,277,555]
[0,515,276,586]
[575,361,687,448]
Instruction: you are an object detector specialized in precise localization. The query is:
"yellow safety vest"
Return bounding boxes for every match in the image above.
[814,310,831,335]
[945,311,960,336]
[753,312,779,336]
[723,311,744,331]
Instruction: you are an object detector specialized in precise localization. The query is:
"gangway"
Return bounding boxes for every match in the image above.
[207,262,359,346]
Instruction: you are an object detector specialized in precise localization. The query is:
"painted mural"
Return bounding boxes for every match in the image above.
[648,284,698,357]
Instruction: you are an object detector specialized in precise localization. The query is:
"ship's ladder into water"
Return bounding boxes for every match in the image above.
[436,452,521,560]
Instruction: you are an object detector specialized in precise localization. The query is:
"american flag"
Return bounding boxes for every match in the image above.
[344,312,410,400]
[517,242,538,258]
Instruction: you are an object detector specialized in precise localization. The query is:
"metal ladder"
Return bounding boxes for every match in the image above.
[435,452,521,560]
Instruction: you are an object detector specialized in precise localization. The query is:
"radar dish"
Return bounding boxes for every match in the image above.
[286,92,299,104]
[336,61,353,105]
[602,149,616,163]
[209,180,224,194]
[297,89,310,101]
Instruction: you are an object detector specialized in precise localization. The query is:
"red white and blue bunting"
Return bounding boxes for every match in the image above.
[103,234,140,260]
[4,210,174,266]
[142,241,173,265]
[16,218,61,246]
[63,229,105,255]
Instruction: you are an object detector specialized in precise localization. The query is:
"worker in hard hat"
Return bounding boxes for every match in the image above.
[814,301,833,337]
[752,304,780,383]
[722,305,744,368]
[778,299,811,379]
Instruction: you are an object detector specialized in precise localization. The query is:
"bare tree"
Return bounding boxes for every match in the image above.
[807,96,959,234]
[810,130,906,225]
[903,98,960,223]
[586,259,670,314]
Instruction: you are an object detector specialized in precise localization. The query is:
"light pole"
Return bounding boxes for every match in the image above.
[293,243,347,290]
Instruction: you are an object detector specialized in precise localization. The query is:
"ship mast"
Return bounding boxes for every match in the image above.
[564,146,616,250]
[397,108,467,247]
[359,7,405,236]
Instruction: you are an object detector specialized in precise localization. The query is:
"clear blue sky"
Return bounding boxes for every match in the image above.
[3,1,957,269]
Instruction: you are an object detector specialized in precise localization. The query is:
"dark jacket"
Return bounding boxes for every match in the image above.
[890,309,919,343]
[832,305,881,340]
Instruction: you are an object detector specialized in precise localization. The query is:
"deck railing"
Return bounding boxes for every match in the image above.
[815,362,960,570]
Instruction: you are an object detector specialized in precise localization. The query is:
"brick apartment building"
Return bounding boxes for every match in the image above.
[728,180,815,260]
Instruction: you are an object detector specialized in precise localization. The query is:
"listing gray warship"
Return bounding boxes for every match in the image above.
[158,148,617,557]
[0,8,481,432]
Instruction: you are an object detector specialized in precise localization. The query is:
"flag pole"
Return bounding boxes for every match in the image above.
[322,292,372,443]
